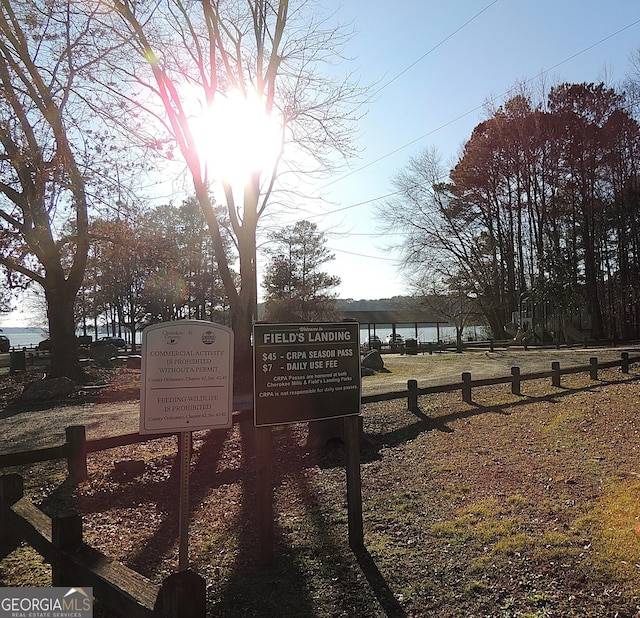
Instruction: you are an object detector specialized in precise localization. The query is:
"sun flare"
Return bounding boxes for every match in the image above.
[188,89,282,185]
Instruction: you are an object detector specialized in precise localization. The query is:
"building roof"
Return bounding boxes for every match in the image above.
[339,309,450,326]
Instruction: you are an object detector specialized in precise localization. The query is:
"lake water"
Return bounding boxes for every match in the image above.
[0,324,488,350]
[0,327,137,349]
[0,327,48,349]
[359,324,486,344]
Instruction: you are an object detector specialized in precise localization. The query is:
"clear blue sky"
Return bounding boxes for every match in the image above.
[299,0,640,301]
[2,1,639,328]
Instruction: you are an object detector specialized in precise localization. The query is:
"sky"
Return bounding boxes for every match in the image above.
[291,0,640,302]
[2,0,639,328]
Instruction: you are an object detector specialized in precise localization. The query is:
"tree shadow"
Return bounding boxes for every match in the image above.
[365,375,640,453]
[124,427,233,575]
[209,419,316,616]
[61,416,382,615]
[20,373,638,613]
[212,419,394,616]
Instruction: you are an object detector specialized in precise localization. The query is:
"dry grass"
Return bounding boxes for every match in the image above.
[2,360,640,616]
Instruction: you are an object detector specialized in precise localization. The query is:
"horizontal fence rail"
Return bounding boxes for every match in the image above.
[1,353,639,475]
[0,474,205,617]
[362,351,640,410]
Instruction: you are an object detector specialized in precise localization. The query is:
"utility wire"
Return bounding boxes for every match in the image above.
[328,245,402,262]
[319,16,640,194]
[370,0,501,98]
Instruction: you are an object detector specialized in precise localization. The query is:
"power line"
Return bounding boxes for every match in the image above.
[304,188,402,220]
[328,245,401,262]
[312,11,640,261]
[319,16,640,194]
[371,0,500,98]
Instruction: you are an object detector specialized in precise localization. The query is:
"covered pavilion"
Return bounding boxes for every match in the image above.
[339,309,450,342]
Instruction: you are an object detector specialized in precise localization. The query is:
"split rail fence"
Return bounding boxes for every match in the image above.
[1,350,639,616]
[0,473,205,617]
[362,351,640,410]
[2,352,639,478]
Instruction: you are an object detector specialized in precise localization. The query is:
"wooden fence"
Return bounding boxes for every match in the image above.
[362,351,640,410]
[2,352,638,477]
[0,426,179,480]
[1,351,638,615]
[0,474,205,617]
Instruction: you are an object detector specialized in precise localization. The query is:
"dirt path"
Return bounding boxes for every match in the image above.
[1,345,636,453]
[1,399,141,453]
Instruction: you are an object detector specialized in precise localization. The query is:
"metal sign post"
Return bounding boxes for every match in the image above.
[140,320,233,572]
[178,431,191,571]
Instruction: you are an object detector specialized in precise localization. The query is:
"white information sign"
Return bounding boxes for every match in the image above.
[140,320,233,434]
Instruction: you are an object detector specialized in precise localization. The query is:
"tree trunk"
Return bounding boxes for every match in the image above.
[582,220,604,340]
[232,299,253,399]
[231,183,259,401]
[45,276,84,381]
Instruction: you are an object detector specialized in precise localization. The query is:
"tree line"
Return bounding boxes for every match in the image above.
[381,80,640,342]
[79,210,337,346]
[79,198,231,347]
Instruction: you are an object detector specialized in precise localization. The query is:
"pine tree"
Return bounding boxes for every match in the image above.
[262,221,340,322]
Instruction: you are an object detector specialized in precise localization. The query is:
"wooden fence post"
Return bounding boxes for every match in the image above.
[154,571,206,618]
[462,372,472,403]
[552,361,561,387]
[590,357,598,380]
[52,514,83,586]
[0,473,23,505]
[407,379,418,412]
[510,367,521,395]
[622,352,629,374]
[0,474,24,548]
[344,415,364,550]
[66,425,87,480]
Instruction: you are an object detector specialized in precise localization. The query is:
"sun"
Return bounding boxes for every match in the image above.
[189,89,283,186]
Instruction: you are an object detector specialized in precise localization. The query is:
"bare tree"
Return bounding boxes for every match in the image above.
[107,0,367,393]
[623,47,640,116]
[382,83,640,342]
[0,0,107,379]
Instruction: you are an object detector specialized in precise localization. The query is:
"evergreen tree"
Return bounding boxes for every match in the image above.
[262,221,340,322]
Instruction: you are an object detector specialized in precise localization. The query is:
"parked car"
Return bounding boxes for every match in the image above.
[77,335,93,347]
[38,336,94,351]
[92,336,126,349]
[386,333,404,345]
[363,335,382,350]
[0,335,9,353]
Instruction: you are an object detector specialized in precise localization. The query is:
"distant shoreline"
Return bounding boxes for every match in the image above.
[0,324,484,349]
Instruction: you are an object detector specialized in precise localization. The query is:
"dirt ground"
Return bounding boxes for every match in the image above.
[1,345,636,453]
[3,344,640,616]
